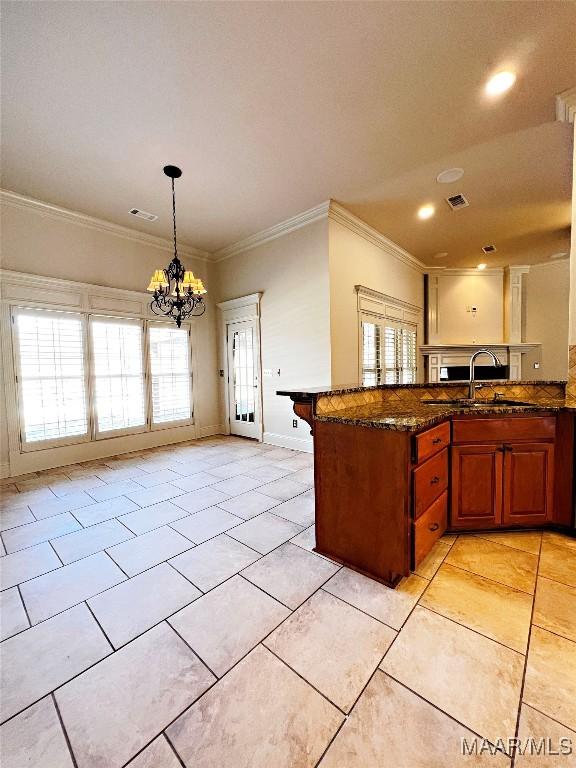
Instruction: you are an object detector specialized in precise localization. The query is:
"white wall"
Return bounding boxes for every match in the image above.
[523,260,570,380]
[0,200,221,476]
[328,219,424,384]
[216,219,330,450]
[428,271,504,345]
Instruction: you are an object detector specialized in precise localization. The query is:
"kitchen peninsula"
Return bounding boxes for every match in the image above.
[278,381,576,587]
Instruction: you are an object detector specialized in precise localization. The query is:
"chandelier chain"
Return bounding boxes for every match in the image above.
[171,177,178,262]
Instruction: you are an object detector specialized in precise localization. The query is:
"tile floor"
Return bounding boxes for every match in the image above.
[1,436,575,767]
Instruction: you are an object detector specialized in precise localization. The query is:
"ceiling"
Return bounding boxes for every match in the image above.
[1,1,575,266]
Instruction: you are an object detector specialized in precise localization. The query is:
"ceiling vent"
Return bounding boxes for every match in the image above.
[129,208,158,222]
[445,193,469,211]
[482,244,497,254]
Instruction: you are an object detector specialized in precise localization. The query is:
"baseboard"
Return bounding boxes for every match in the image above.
[6,424,228,477]
[197,424,227,438]
[0,462,10,480]
[263,431,313,453]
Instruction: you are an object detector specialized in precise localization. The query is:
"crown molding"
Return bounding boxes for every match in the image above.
[328,201,426,272]
[0,189,212,263]
[355,284,422,313]
[425,266,504,276]
[556,86,576,123]
[217,293,262,311]
[213,201,331,262]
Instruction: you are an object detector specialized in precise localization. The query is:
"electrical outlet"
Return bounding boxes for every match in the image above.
[292,419,298,428]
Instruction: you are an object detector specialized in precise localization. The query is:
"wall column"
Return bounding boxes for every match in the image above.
[557,89,576,398]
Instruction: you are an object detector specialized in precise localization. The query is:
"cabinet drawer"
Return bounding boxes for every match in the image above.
[414,421,450,464]
[414,491,448,567]
[452,416,556,444]
[413,448,448,519]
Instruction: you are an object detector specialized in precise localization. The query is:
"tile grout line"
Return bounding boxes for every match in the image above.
[164,621,219,679]
[262,643,348,715]
[510,532,542,768]
[52,692,80,768]
[16,583,33,630]
[84,600,116,651]
[163,731,188,768]
[380,669,513,758]
[519,702,576,735]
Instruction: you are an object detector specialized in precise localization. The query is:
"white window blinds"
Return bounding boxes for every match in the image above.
[91,317,146,433]
[14,309,88,443]
[362,320,417,385]
[149,324,192,424]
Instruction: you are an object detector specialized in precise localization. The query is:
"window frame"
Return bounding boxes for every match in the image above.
[11,306,92,452]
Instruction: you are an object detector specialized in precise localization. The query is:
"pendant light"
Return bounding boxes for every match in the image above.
[147,165,206,327]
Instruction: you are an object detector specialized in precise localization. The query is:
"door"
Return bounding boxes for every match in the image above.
[226,319,260,439]
[502,442,554,525]
[451,444,503,529]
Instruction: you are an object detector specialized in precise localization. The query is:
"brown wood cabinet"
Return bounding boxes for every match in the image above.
[451,416,556,530]
[451,444,502,528]
[287,391,573,588]
[502,442,554,525]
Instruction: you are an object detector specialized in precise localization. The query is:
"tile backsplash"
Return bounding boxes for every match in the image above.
[315,381,567,414]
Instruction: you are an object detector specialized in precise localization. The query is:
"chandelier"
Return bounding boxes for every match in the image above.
[147,165,206,327]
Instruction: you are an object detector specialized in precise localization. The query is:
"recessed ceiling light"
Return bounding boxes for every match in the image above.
[436,168,464,184]
[417,204,435,220]
[550,252,568,260]
[477,263,487,270]
[434,252,449,259]
[485,71,516,96]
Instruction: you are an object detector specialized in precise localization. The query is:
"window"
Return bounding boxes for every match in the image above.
[149,324,192,425]
[362,319,417,385]
[10,307,195,450]
[13,308,88,444]
[90,317,146,434]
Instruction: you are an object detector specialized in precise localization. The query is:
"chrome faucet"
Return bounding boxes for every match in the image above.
[468,349,501,399]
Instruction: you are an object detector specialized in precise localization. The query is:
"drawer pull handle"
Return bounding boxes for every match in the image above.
[432,437,442,444]
[430,476,440,484]
[429,522,440,532]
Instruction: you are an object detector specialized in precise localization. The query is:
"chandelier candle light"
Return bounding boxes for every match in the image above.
[147,165,207,327]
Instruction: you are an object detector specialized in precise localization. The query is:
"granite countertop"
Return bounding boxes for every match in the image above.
[314,399,575,432]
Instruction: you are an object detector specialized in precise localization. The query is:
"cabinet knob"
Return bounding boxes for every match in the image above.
[429,522,440,532]
[432,437,442,444]
[430,476,440,484]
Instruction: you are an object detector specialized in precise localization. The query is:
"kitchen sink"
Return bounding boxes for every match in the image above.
[423,399,538,408]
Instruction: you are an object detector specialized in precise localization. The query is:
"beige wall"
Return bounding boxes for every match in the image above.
[570,122,576,348]
[428,272,504,345]
[0,202,221,475]
[216,219,330,449]
[328,219,424,385]
[522,260,570,380]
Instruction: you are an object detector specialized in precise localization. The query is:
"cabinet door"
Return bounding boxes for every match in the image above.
[451,445,503,529]
[502,442,554,525]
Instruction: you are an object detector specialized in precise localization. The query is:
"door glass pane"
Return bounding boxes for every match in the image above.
[232,328,255,423]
